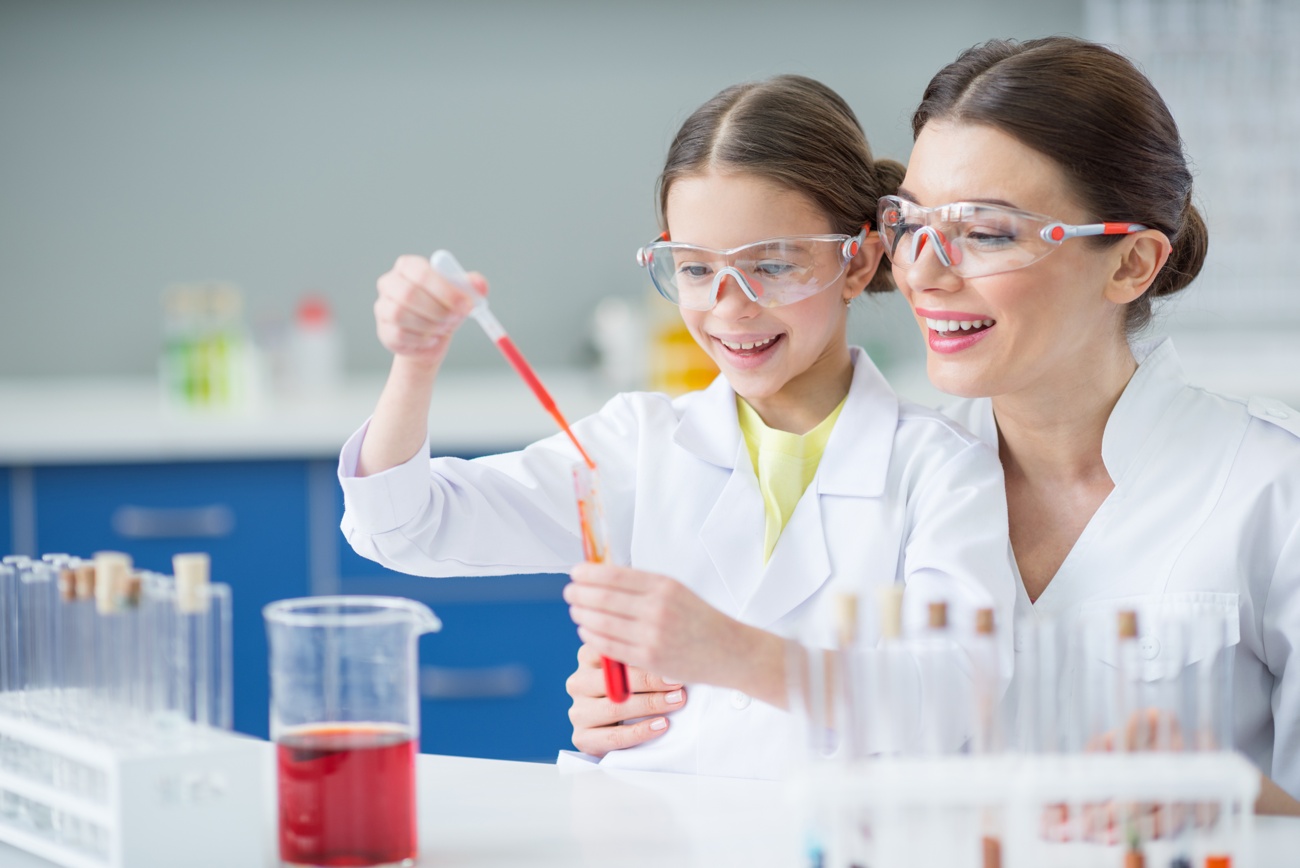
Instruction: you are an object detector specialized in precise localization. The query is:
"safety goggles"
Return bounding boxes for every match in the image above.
[876,195,1147,279]
[635,229,867,311]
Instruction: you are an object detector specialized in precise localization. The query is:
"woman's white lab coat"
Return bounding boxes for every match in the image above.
[339,347,1016,779]
[945,337,1300,798]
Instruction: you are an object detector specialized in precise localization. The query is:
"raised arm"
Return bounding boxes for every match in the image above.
[357,254,485,476]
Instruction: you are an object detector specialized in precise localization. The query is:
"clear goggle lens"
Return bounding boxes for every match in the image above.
[877,195,1146,279]
[636,232,864,311]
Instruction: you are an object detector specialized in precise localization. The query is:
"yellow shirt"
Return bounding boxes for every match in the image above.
[736,395,847,563]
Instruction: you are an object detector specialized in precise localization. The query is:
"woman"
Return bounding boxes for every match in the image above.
[567,38,1300,812]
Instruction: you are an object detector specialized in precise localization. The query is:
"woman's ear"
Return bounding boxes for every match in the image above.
[844,232,885,301]
[1104,229,1172,304]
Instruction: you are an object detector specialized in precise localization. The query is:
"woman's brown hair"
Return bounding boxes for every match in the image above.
[912,37,1207,332]
[657,74,904,293]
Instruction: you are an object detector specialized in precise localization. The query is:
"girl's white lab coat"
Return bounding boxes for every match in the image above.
[946,338,1300,798]
[339,347,1016,779]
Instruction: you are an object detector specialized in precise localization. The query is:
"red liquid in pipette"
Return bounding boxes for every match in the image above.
[495,336,597,470]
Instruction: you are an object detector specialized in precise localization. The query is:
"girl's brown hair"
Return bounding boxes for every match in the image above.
[657,75,904,293]
[912,37,1207,332]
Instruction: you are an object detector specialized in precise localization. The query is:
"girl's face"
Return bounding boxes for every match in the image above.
[665,171,873,429]
[893,121,1131,400]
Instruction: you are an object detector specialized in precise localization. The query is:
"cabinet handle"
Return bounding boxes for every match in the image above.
[420,664,531,700]
[110,504,236,539]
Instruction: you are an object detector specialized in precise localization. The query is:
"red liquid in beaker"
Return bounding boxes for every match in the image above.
[277,724,417,867]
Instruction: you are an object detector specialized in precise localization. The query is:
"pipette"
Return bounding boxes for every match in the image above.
[430,250,627,702]
[429,250,596,470]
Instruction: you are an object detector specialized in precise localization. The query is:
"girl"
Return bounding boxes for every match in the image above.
[569,40,1300,810]
[340,75,1015,778]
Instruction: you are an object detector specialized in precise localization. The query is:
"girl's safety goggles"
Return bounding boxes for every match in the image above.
[635,229,867,311]
[876,195,1148,279]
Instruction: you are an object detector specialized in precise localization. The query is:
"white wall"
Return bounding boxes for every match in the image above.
[0,0,1083,380]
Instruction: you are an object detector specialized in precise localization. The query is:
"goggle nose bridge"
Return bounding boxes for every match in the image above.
[910,225,955,267]
[708,265,763,305]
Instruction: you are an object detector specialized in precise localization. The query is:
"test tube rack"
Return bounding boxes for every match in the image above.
[0,704,271,868]
[0,551,271,867]
[791,750,1259,868]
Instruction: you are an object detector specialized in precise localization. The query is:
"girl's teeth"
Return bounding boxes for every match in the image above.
[925,317,994,334]
[720,336,777,351]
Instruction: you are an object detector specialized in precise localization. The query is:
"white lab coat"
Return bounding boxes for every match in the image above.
[944,337,1300,798]
[339,347,1016,779]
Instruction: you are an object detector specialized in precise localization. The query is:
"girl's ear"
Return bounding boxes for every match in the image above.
[1104,229,1172,305]
[844,232,885,302]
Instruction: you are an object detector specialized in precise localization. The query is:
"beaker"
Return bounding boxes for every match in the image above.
[265,596,441,868]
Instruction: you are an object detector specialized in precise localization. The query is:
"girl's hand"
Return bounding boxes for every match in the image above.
[373,254,487,362]
[565,563,787,706]
[566,643,686,758]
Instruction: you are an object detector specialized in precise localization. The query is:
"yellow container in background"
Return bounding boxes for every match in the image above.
[647,302,718,395]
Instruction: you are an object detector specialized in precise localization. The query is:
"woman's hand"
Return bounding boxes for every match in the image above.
[564,563,789,706]
[566,643,686,758]
[373,254,487,363]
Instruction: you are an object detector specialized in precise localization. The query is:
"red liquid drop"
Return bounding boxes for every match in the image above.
[277,725,417,867]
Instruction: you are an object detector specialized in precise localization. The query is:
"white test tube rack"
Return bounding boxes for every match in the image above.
[0,552,271,867]
[791,750,1258,868]
[0,705,271,868]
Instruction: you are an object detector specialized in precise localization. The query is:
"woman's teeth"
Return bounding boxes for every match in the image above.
[925,317,994,335]
[719,336,778,351]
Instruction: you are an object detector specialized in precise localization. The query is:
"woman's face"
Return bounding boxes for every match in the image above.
[665,171,868,425]
[893,121,1130,400]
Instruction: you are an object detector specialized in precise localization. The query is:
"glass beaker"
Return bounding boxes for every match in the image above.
[265,596,441,868]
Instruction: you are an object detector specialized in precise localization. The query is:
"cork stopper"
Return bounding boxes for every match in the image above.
[1123,848,1145,868]
[975,607,996,636]
[1117,609,1139,640]
[74,562,96,600]
[58,568,77,602]
[833,592,858,648]
[173,552,211,614]
[93,551,132,614]
[123,573,144,608]
[928,600,948,630]
[876,584,903,641]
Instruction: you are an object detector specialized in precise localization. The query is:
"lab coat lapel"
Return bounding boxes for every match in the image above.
[675,375,765,616]
[740,349,899,628]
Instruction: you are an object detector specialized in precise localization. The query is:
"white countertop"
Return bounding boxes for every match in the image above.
[1,752,1298,868]
[0,371,617,464]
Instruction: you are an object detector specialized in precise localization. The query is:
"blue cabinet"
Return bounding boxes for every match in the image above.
[32,460,312,738]
[8,455,580,760]
[334,488,581,761]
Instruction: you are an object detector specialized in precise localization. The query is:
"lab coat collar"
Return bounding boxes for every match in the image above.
[956,337,1188,486]
[672,347,899,497]
[1099,337,1185,485]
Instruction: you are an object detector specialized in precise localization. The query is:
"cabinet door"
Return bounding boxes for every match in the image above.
[34,460,311,738]
[336,485,582,760]
[340,575,580,761]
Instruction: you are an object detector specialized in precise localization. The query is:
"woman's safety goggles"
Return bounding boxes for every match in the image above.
[876,195,1148,279]
[635,229,867,311]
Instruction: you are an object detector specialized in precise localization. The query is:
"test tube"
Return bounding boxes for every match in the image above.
[873,583,906,756]
[572,467,629,704]
[174,552,211,726]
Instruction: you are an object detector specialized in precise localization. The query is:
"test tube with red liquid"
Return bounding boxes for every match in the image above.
[574,464,630,704]
[431,250,629,703]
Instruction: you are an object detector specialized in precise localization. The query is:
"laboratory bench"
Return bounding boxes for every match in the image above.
[0,371,614,759]
[2,751,1300,868]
